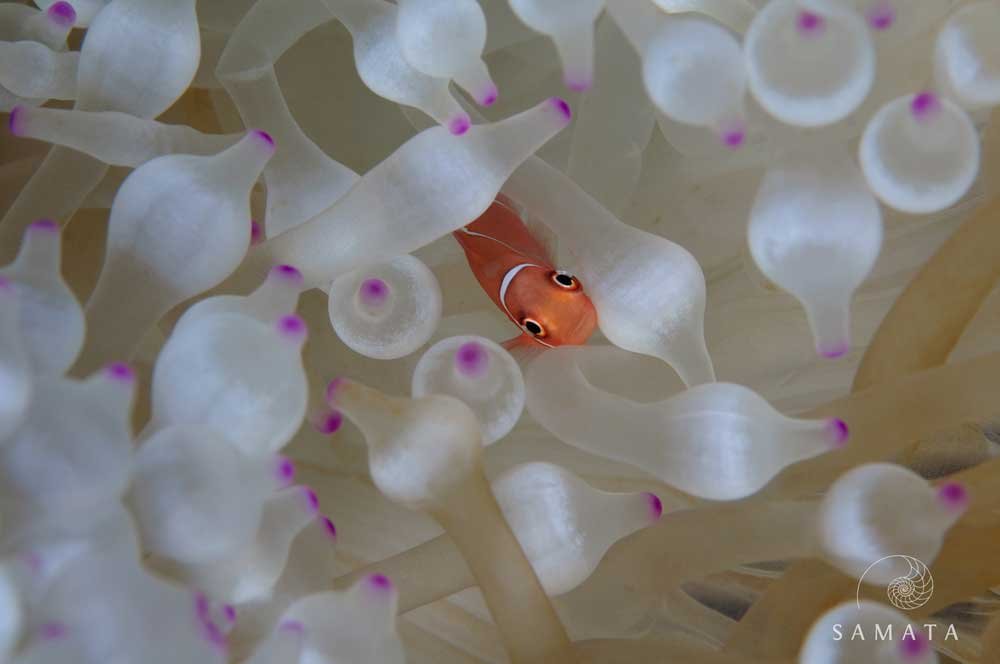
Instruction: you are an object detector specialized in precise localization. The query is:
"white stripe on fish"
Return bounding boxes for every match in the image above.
[498,262,554,348]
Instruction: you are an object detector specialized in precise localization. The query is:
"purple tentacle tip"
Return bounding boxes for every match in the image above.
[826,418,850,447]
[722,129,745,149]
[549,97,572,122]
[48,2,77,27]
[8,105,25,136]
[0,276,12,294]
[223,604,237,624]
[276,456,296,485]
[455,341,490,378]
[271,264,303,283]
[796,10,825,35]
[104,361,135,383]
[250,129,275,149]
[250,220,262,245]
[39,622,67,641]
[937,482,969,512]
[194,592,211,620]
[911,91,940,120]
[29,219,58,233]
[898,630,929,659]
[194,593,228,651]
[480,85,499,106]
[326,377,346,403]
[277,314,307,340]
[448,114,471,135]
[565,77,592,93]
[271,264,303,282]
[867,3,894,30]
[359,277,390,306]
[818,341,849,359]
[321,515,338,539]
[312,408,343,435]
[202,619,228,652]
[645,493,663,521]
[279,620,305,634]
[302,486,320,513]
[368,573,393,592]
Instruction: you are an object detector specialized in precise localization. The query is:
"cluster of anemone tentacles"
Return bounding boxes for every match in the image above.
[2,0,1000,662]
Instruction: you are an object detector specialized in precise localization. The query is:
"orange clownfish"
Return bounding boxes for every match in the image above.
[453,196,597,349]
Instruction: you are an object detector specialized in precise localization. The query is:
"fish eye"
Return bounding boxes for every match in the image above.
[521,318,545,336]
[551,271,579,290]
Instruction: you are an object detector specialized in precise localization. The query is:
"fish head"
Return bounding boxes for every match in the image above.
[504,267,597,347]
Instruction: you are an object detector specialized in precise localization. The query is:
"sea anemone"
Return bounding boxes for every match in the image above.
[2,0,1000,662]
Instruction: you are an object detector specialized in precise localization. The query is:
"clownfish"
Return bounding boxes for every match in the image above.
[453,196,597,349]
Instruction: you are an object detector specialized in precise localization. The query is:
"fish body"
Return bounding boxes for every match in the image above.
[453,196,597,348]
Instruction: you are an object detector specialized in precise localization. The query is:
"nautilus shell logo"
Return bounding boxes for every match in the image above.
[856,555,934,611]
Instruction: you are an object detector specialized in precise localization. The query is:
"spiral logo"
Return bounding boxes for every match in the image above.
[857,555,934,611]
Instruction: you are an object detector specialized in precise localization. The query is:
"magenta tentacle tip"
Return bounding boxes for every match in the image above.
[201,619,228,653]
[911,92,940,121]
[448,114,471,135]
[8,105,25,137]
[301,486,320,513]
[818,341,849,359]
[48,2,77,27]
[867,3,895,30]
[645,492,663,521]
[195,592,226,646]
[321,515,338,540]
[223,604,237,624]
[0,276,12,294]
[326,377,347,403]
[796,10,825,35]
[276,456,296,486]
[194,592,211,620]
[103,361,135,384]
[549,97,572,122]
[29,218,59,233]
[276,314,307,341]
[271,264,302,283]
[323,410,343,434]
[359,277,390,306]
[898,630,929,659]
[279,621,305,636]
[937,482,969,512]
[200,610,228,650]
[722,129,745,149]
[279,620,305,634]
[826,418,850,447]
[480,85,499,106]
[367,573,393,592]
[250,220,263,245]
[39,622,67,641]
[565,78,592,93]
[455,341,490,378]
[250,129,275,150]
[312,409,343,435]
